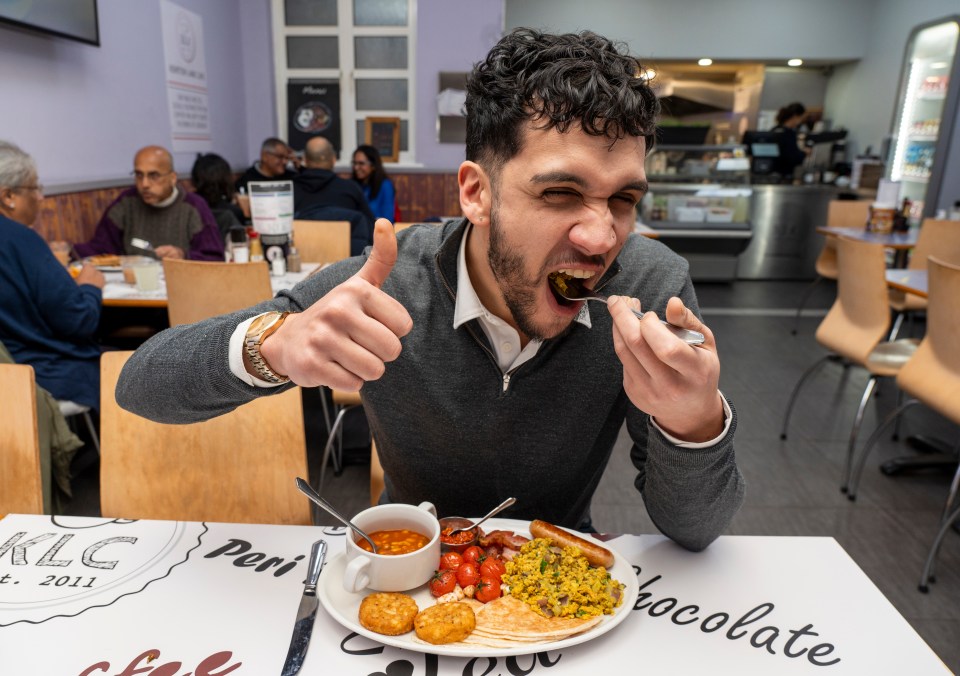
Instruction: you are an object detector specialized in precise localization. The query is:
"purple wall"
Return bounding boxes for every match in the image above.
[0,0,272,188]
[414,0,504,169]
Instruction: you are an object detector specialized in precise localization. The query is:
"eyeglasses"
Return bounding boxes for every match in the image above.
[16,184,44,195]
[133,170,173,183]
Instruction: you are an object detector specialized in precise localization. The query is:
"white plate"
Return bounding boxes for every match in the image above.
[316,518,638,657]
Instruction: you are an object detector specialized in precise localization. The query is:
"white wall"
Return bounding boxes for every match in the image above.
[0,0,271,189]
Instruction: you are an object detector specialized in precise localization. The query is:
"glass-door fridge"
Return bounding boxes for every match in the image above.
[887,16,960,221]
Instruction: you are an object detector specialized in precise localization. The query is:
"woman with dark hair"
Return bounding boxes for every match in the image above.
[771,102,809,178]
[351,144,397,222]
[191,153,243,240]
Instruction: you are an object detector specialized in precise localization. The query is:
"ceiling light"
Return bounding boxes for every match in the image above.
[787,58,803,67]
[698,58,713,66]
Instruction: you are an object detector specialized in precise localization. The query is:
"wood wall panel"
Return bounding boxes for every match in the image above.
[32,173,461,244]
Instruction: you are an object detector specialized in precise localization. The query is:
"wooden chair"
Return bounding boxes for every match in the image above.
[163,259,272,326]
[840,256,960,591]
[99,351,311,524]
[792,200,870,334]
[370,439,384,506]
[780,237,919,492]
[292,220,351,263]
[0,364,44,514]
[888,219,960,339]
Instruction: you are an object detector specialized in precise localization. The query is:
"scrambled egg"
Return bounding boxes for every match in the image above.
[502,538,625,619]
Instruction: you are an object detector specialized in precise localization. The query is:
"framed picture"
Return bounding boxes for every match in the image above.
[364,116,401,162]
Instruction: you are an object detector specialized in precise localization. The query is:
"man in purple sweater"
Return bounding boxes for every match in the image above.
[74,146,224,261]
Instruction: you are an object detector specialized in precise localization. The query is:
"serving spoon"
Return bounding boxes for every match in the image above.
[446,496,517,536]
[549,273,705,346]
[295,477,378,553]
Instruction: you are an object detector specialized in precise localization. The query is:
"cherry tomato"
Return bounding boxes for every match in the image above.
[475,576,502,603]
[429,569,456,597]
[455,562,480,588]
[479,557,506,581]
[462,545,485,565]
[439,551,463,572]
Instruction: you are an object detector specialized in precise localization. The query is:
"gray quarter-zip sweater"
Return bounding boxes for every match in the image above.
[116,219,744,551]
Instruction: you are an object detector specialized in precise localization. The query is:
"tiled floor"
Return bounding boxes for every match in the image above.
[62,280,959,671]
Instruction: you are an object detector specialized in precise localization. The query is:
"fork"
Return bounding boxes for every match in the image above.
[549,275,705,346]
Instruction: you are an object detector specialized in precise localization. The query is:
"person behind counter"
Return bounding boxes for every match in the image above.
[114,28,744,552]
[771,102,809,179]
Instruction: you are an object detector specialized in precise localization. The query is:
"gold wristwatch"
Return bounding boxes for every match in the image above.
[244,311,291,384]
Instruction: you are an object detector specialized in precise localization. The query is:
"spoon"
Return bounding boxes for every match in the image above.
[549,273,705,346]
[295,477,378,553]
[447,497,517,536]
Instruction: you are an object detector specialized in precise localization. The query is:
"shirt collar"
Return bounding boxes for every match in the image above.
[154,185,179,209]
[452,222,592,330]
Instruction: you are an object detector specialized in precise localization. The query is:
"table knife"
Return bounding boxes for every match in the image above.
[281,539,327,676]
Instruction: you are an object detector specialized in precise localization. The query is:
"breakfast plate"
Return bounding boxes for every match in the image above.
[82,254,153,271]
[316,518,638,657]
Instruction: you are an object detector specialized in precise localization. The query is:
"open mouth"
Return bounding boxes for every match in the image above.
[548,270,594,307]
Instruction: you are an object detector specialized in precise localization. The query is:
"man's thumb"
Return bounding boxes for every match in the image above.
[355,218,398,288]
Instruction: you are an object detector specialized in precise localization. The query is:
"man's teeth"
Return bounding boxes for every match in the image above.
[557,269,594,279]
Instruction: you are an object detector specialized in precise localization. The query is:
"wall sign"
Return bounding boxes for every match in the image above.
[288,80,342,154]
[365,117,401,162]
[160,0,212,153]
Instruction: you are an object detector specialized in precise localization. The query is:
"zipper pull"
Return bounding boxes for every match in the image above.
[502,373,511,392]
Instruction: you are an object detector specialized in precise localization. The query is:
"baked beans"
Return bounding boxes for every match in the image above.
[357,529,430,555]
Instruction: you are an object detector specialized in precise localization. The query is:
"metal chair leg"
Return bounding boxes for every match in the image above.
[841,376,879,492]
[887,311,905,341]
[918,498,960,593]
[318,406,351,494]
[792,276,823,335]
[780,355,832,440]
[846,399,919,499]
[81,411,100,455]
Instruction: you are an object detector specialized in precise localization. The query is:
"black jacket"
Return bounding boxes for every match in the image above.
[234,164,296,193]
[293,168,376,224]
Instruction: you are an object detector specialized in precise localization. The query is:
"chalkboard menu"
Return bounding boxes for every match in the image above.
[364,117,400,162]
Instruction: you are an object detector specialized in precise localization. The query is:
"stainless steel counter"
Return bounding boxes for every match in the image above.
[736,184,841,280]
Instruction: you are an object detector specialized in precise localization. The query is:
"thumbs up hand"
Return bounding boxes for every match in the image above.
[259,219,413,389]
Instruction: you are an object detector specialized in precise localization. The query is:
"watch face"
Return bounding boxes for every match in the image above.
[249,312,279,335]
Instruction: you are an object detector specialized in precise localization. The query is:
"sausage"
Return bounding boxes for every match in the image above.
[529,519,615,568]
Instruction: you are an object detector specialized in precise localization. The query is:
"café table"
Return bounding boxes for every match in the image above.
[100,262,321,308]
[885,268,928,298]
[0,513,948,674]
[816,227,918,267]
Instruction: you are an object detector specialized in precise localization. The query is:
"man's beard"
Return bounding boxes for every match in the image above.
[486,203,572,342]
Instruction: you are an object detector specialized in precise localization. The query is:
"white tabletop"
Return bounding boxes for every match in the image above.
[100,262,320,305]
[0,514,947,674]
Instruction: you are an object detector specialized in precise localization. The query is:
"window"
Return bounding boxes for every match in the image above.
[273,0,416,164]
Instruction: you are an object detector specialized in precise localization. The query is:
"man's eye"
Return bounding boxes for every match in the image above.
[542,190,578,201]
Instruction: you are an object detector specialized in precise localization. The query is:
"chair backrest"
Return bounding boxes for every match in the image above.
[896,256,960,424]
[99,351,311,524]
[907,219,960,270]
[163,259,272,326]
[826,200,871,228]
[816,237,891,364]
[292,220,351,263]
[0,364,44,514]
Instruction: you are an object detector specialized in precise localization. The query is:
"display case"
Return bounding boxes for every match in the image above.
[641,144,753,281]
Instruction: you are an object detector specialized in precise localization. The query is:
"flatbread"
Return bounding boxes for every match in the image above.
[474,595,602,639]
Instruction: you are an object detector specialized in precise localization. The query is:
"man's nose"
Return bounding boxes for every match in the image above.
[569,204,617,255]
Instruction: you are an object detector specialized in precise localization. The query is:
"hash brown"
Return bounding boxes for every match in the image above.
[414,602,476,644]
[358,592,419,636]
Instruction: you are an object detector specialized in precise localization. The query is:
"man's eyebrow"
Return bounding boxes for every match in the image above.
[530,171,648,195]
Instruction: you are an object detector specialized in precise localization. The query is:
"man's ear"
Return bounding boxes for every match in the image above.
[458,161,491,227]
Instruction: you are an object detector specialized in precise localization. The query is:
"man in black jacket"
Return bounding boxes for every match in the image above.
[293,136,376,226]
[234,137,296,193]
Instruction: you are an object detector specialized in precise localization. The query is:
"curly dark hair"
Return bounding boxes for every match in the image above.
[191,153,234,207]
[465,28,659,171]
[352,144,389,199]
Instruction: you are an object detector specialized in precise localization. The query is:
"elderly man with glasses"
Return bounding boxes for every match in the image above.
[234,137,297,194]
[74,145,224,261]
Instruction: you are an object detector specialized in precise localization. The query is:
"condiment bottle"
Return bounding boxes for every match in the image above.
[249,234,264,262]
[286,245,302,273]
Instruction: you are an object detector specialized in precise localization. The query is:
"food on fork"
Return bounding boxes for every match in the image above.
[529,519,615,568]
[358,592,419,636]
